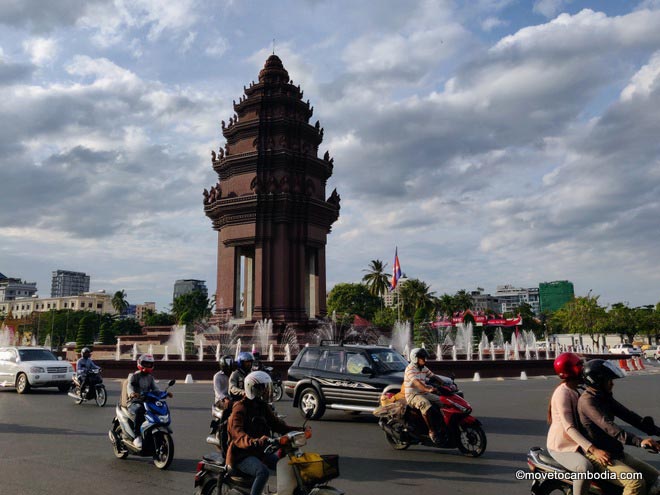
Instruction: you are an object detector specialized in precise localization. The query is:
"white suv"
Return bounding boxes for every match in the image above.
[0,347,74,394]
[609,343,642,356]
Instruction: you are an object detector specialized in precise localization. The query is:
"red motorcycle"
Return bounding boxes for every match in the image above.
[373,376,486,456]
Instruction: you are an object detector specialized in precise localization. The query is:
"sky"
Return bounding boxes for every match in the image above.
[1,0,659,312]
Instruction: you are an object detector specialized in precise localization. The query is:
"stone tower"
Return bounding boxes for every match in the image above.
[204,55,340,334]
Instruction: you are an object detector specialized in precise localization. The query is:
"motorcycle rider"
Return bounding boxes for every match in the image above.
[404,347,446,444]
[252,351,264,371]
[76,347,100,397]
[126,354,173,450]
[578,359,660,495]
[214,355,234,409]
[226,371,304,495]
[229,351,254,400]
[547,353,611,495]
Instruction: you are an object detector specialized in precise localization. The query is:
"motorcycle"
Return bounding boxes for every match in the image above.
[206,402,229,453]
[108,379,176,470]
[527,442,659,494]
[68,368,106,407]
[263,366,283,402]
[373,376,487,456]
[195,416,343,495]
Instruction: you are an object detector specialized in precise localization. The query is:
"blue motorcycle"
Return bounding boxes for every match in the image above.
[108,379,176,469]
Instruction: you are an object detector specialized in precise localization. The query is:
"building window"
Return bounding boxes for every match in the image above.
[97,303,102,309]
[234,246,255,319]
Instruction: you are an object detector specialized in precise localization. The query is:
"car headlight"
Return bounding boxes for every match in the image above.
[30,367,45,373]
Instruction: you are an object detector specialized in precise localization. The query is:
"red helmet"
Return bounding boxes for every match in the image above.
[137,354,155,374]
[554,352,583,379]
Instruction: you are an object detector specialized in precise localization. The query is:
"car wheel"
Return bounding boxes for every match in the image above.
[16,373,31,394]
[298,387,325,420]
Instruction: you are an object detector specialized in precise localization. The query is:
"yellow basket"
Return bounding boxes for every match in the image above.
[289,453,340,485]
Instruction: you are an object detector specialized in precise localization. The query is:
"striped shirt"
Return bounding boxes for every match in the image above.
[404,363,434,401]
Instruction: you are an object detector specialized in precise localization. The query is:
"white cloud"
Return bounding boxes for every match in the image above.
[620,51,660,101]
[533,0,572,18]
[205,37,229,57]
[22,37,57,65]
[481,16,506,31]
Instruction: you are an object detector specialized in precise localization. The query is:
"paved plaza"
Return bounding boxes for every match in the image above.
[1,366,659,495]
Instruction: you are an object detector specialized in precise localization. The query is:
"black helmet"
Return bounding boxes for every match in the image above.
[410,348,429,362]
[81,347,91,358]
[583,359,625,391]
[220,355,234,375]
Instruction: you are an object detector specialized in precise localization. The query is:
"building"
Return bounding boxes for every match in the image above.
[204,55,339,331]
[469,288,501,314]
[0,275,38,301]
[173,280,208,301]
[135,302,156,322]
[381,276,408,309]
[539,280,575,313]
[0,291,116,319]
[494,285,540,315]
[51,270,90,297]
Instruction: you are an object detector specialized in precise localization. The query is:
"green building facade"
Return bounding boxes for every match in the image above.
[539,280,575,313]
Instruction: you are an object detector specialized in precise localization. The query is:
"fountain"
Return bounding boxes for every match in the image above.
[391,321,411,356]
[165,325,186,361]
[268,344,274,361]
[281,326,300,360]
[452,345,457,361]
[148,344,154,356]
[251,343,257,354]
[216,344,221,361]
[132,343,138,361]
[493,327,504,348]
[199,340,204,361]
[31,335,36,346]
[0,325,15,346]
[44,334,51,350]
[403,343,410,360]
[115,338,121,361]
[284,343,291,361]
[235,338,242,360]
[163,346,169,361]
[504,342,510,361]
[454,322,474,360]
[525,344,531,360]
[510,333,518,360]
[490,341,496,360]
[478,333,489,361]
[436,344,442,360]
[254,319,273,356]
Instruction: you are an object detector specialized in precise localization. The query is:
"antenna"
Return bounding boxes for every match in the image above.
[272,38,275,55]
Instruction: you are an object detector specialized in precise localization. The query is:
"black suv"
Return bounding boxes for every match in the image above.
[285,343,408,420]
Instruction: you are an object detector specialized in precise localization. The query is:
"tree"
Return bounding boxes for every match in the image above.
[552,294,607,346]
[111,318,142,336]
[144,311,176,326]
[171,290,212,325]
[361,260,390,298]
[75,315,95,353]
[98,322,114,345]
[326,283,381,321]
[453,289,474,312]
[603,302,635,343]
[112,290,129,316]
[398,279,435,320]
[372,307,396,329]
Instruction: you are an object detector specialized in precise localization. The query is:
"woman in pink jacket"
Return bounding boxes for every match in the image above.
[547,352,611,495]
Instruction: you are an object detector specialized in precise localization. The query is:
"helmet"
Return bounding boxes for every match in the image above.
[244,370,272,402]
[137,354,155,373]
[410,348,429,362]
[220,355,234,375]
[554,352,583,379]
[583,359,625,391]
[237,351,254,371]
[81,347,91,358]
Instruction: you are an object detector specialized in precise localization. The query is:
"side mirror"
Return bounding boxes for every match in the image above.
[57,356,63,361]
[361,366,374,375]
[168,379,176,387]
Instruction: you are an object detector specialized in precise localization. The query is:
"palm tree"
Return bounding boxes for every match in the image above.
[399,279,436,319]
[362,260,390,298]
[112,290,129,316]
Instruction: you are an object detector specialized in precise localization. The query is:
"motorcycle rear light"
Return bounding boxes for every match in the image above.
[384,393,394,399]
[194,461,205,480]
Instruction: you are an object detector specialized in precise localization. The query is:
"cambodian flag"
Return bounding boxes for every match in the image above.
[390,248,402,290]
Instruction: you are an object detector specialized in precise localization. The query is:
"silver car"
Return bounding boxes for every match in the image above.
[0,346,74,394]
[643,345,660,360]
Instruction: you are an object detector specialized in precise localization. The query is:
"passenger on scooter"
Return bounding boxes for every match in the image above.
[547,353,611,495]
[126,354,173,450]
[404,347,446,444]
[214,355,234,409]
[229,351,254,400]
[578,359,660,495]
[76,347,100,396]
[227,371,304,495]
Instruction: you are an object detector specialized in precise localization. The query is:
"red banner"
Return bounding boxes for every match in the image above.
[431,311,522,328]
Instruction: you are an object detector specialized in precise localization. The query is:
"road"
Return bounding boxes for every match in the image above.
[1,366,659,495]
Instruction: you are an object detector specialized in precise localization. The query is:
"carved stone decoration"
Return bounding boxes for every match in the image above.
[292,174,302,194]
[211,150,216,162]
[267,176,278,193]
[315,120,320,130]
[280,175,290,193]
[218,147,224,159]
[221,120,226,130]
[323,151,330,161]
[327,188,341,208]
[203,188,210,205]
[250,176,263,194]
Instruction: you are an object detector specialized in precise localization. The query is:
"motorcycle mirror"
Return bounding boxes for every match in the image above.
[168,379,176,387]
[57,356,63,361]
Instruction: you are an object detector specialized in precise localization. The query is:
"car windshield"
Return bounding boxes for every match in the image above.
[18,349,58,361]
[369,349,408,372]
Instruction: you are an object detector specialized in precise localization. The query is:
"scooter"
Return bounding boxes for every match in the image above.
[263,366,283,402]
[108,379,176,470]
[527,443,659,494]
[373,376,487,456]
[68,368,106,407]
[195,420,344,495]
[206,402,229,453]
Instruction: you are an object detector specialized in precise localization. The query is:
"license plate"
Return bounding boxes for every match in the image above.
[53,375,65,379]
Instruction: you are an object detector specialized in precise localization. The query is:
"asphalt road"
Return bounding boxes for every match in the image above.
[1,366,659,495]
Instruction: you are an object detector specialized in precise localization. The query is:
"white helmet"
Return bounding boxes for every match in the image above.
[244,370,272,402]
[409,347,429,362]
